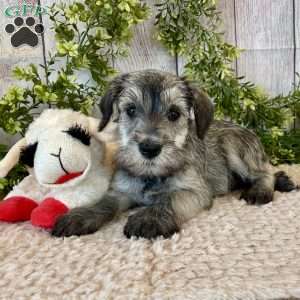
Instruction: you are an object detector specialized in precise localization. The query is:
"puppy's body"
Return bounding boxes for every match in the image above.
[52,70,296,239]
[206,120,271,197]
[112,120,274,230]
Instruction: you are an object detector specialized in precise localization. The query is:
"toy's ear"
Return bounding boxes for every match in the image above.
[88,117,117,143]
[99,74,129,131]
[20,142,38,167]
[183,80,214,139]
[0,138,27,178]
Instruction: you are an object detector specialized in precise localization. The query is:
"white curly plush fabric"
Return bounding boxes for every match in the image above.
[0,165,300,300]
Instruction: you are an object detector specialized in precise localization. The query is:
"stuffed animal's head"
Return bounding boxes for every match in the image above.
[0,109,116,187]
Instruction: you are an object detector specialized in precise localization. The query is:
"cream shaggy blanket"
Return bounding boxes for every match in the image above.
[1,165,300,300]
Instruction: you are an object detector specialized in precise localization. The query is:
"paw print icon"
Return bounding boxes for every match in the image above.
[5,17,44,48]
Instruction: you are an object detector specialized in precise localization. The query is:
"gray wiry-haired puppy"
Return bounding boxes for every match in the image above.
[52,70,297,239]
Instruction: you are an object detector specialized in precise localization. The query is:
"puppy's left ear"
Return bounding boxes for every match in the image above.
[185,82,214,139]
[99,74,129,131]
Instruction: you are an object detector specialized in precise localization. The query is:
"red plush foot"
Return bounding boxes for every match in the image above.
[0,196,38,222]
[31,198,69,229]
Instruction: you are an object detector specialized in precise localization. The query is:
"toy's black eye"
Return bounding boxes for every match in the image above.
[20,142,38,167]
[167,106,181,122]
[126,103,137,118]
[64,124,91,145]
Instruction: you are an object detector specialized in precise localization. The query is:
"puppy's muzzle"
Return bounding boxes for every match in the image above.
[138,140,162,159]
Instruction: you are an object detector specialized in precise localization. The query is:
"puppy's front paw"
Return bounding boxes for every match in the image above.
[240,188,273,205]
[123,207,179,239]
[52,208,99,237]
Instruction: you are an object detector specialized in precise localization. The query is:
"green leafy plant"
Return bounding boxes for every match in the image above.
[155,0,300,164]
[0,0,148,195]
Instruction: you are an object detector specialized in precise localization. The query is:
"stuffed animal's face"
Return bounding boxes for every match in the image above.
[19,109,105,186]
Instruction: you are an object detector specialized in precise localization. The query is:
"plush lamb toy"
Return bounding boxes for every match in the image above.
[0,109,117,229]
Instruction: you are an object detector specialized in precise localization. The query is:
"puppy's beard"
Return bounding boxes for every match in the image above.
[117,142,185,177]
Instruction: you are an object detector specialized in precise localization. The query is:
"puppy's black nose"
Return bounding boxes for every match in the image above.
[139,141,162,159]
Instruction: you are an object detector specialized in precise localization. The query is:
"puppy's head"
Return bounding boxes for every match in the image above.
[99,70,214,177]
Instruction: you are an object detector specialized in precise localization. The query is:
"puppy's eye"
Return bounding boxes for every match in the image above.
[126,103,137,118]
[167,107,181,122]
[64,124,91,146]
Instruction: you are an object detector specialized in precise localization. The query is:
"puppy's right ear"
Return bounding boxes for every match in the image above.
[99,74,128,131]
[182,79,214,139]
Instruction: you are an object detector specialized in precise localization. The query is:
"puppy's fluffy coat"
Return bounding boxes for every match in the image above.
[52,70,296,239]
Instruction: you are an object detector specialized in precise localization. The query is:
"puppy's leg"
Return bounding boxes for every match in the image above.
[124,187,212,239]
[239,169,275,205]
[52,190,133,237]
[124,199,179,239]
[228,151,275,205]
[274,171,298,192]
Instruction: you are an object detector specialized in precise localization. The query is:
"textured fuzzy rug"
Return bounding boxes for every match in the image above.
[0,165,300,300]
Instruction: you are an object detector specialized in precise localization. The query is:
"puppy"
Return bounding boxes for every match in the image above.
[52,70,297,239]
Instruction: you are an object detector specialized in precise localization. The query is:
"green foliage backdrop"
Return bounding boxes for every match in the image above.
[0,0,299,195]
[156,0,300,165]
